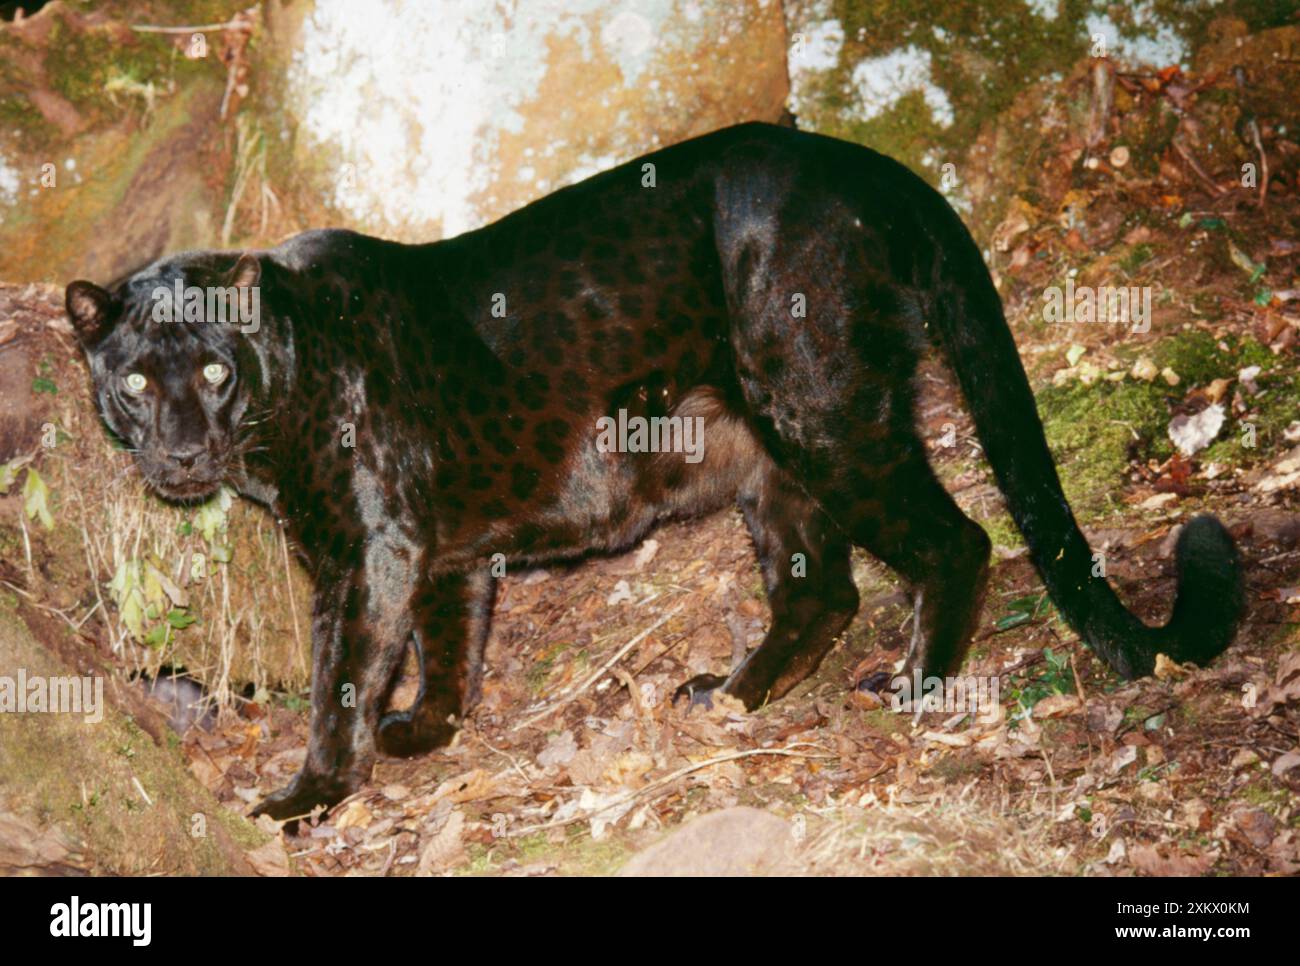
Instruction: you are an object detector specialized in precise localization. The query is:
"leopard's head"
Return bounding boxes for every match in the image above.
[65,253,269,502]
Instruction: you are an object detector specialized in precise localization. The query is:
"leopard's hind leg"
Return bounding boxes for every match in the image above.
[817,440,992,683]
[734,358,991,685]
[675,462,860,711]
[714,196,991,689]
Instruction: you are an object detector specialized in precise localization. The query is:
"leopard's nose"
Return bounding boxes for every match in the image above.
[167,446,205,469]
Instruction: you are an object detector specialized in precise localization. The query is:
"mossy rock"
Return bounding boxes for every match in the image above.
[0,0,256,283]
[0,599,269,874]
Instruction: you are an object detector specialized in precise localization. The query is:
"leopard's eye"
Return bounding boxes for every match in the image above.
[124,372,147,393]
[202,362,228,386]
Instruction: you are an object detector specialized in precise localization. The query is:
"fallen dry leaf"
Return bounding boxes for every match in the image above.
[1230,748,1260,770]
[1257,446,1300,494]
[1129,844,1219,876]
[1270,750,1300,787]
[537,730,578,768]
[1234,808,1277,848]
[1204,377,1233,403]
[246,838,290,877]
[1033,694,1082,718]
[1182,799,1213,833]
[1154,653,1192,680]
[333,799,373,831]
[184,745,226,792]
[1168,404,1225,457]
[431,768,500,805]
[921,731,972,747]
[1086,700,1124,734]
[633,539,660,571]
[417,809,466,875]
[1131,356,1158,381]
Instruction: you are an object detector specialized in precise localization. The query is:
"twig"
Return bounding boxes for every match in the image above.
[611,667,644,717]
[511,603,684,731]
[18,512,33,584]
[1038,744,1058,818]
[999,651,1046,677]
[1246,120,1269,209]
[0,580,90,637]
[379,838,397,876]
[130,21,249,34]
[1172,137,1227,197]
[279,528,305,676]
[74,598,102,631]
[0,579,31,599]
[629,619,704,676]
[468,732,531,785]
[1233,67,1270,209]
[221,121,260,242]
[70,473,112,648]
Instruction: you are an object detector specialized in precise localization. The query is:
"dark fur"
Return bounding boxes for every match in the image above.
[66,123,1243,819]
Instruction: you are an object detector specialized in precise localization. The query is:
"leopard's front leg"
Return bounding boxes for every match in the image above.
[252,545,415,822]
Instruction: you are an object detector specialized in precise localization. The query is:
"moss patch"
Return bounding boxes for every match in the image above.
[0,605,267,874]
[1037,330,1296,515]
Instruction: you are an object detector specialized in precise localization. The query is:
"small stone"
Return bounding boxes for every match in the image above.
[1230,748,1260,770]
[1141,492,1178,510]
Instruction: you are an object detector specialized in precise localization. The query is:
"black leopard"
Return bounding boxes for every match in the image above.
[65,123,1243,819]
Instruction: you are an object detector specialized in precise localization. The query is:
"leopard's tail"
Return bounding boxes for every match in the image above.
[920,186,1243,678]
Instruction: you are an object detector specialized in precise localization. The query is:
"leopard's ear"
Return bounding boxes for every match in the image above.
[65,280,115,342]
[226,253,261,290]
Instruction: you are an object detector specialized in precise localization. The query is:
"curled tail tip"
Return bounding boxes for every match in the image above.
[1093,514,1242,681]
[1165,513,1244,667]
[1176,513,1239,563]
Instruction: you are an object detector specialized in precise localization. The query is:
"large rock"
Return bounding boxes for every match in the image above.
[0,597,268,875]
[262,0,790,241]
[1,1,789,283]
[0,1,239,283]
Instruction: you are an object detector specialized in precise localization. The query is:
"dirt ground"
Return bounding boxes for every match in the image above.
[2,24,1299,875]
